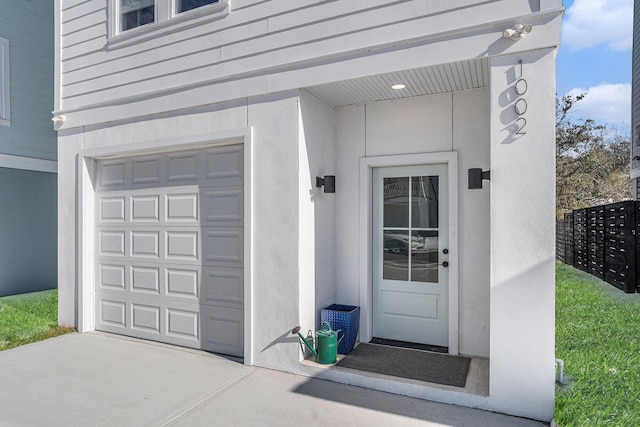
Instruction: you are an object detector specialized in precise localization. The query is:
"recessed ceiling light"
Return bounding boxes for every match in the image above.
[391,84,406,90]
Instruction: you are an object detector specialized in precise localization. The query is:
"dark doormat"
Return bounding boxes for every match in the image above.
[336,343,471,388]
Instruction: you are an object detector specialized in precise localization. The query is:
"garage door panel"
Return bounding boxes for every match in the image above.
[131,195,160,223]
[98,159,128,189]
[166,230,199,261]
[95,145,244,357]
[131,303,161,334]
[98,261,208,297]
[99,300,127,328]
[99,196,126,223]
[202,305,243,356]
[203,146,243,187]
[131,265,161,295]
[98,227,205,265]
[203,228,243,267]
[166,267,199,300]
[166,308,199,342]
[99,186,243,227]
[131,230,161,259]
[166,192,198,223]
[97,292,202,344]
[167,151,199,183]
[202,187,243,226]
[132,156,162,185]
[99,230,126,257]
[98,263,127,291]
[202,267,243,307]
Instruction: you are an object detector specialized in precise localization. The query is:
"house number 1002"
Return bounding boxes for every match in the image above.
[514,60,527,136]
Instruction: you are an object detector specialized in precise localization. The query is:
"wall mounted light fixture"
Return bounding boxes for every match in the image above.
[503,24,532,40]
[51,115,66,125]
[468,168,490,189]
[316,175,335,193]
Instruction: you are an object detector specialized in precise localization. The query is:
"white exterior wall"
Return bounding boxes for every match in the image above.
[299,90,337,328]
[334,90,490,358]
[487,49,557,421]
[247,94,301,370]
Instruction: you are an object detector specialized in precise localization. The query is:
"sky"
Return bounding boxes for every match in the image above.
[557,0,633,133]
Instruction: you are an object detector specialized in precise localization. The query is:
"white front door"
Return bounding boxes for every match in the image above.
[372,164,449,347]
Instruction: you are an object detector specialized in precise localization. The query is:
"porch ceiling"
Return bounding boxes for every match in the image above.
[306,58,489,107]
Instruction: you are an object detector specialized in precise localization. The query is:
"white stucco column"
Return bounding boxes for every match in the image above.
[57,133,84,328]
[487,48,557,421]
[248,94,302,371]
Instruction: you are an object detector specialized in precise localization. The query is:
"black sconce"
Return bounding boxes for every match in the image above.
[468,168,490,189]
[316,175,335,193]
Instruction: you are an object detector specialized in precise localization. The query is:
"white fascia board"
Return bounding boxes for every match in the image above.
[0,154,57,173]
[631,168,640,179]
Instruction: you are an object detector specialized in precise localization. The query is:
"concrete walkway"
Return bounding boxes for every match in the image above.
[0,333,547,427]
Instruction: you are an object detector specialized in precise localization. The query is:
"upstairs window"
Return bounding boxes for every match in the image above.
[0,37,9,126]
[113,0,225,36]
[121,0,155,32]
[177,0,218,14]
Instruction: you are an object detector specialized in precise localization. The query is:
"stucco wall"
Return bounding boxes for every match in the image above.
[299,90,337,330]
[487,49,556,421]
[248,94,301,370]
[334,89,491,358]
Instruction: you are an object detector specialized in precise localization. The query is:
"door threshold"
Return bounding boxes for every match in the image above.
[370,337,448,353]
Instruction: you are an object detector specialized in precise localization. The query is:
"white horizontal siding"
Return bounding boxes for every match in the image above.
[58,0,558,120]
[62,24,106,49]
[62,0,105,23]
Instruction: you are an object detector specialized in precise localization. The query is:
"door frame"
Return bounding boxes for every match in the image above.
[359,151,459,355]
[75,128,254,364]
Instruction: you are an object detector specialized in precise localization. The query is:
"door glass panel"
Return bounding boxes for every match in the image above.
[412,176,438,228]
[411,230,439,283]
[380,174,441,283]
[383,177,409,228]
[383,230,409,280]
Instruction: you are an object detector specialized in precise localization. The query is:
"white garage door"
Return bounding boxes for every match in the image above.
[94,145,244,357]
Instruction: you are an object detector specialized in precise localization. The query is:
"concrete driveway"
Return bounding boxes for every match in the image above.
[0,333,547,426]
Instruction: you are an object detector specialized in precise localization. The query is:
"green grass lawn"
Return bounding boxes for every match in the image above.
[0,289,74,351]
[555,262,640,426]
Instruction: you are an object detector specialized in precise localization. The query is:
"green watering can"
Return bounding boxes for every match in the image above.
[292,322,343,364]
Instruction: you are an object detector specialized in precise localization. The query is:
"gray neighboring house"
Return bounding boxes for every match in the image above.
[0,1,57,297]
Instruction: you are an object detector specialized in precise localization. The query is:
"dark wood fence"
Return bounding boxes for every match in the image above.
[556,201,640,293]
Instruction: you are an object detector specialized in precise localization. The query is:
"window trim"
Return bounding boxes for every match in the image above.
[108,0,228,42]
[0,36,10,127]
